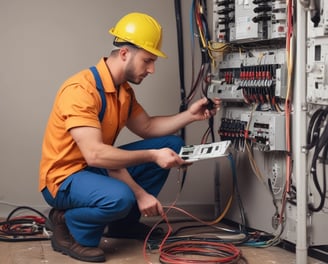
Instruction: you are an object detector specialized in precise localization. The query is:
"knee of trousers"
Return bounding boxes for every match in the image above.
[100,189,136,221]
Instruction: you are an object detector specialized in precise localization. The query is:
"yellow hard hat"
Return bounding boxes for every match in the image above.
[109,12,167,58]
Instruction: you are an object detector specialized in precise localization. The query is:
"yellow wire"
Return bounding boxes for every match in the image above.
[196,3,207,49]
[207,195,233,225]
[244,104,266,183]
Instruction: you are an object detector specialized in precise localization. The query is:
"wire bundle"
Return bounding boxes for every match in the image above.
[0,206,50,242]
[142,154,251,263]
[187,0,211,105]
[144,206,247,264]
[306,107,328,212]
[159,240,243,264]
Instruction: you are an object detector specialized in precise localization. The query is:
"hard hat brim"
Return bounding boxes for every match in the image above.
[109,28,167,58]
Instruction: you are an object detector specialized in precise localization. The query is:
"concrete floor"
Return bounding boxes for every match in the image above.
[0,218,326,264]
[0,237,325,264]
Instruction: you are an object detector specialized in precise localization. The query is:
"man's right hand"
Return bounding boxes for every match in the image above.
[136,192,164,217]
[152,148,187,169]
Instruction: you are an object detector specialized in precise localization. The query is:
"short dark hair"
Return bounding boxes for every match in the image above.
[113,38,140,50]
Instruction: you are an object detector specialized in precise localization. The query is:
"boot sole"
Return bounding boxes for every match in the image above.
[51,238,105,262]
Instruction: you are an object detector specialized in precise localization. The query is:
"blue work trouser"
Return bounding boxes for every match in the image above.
[42,135,184,247]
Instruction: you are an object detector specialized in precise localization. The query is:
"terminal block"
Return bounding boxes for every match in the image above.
[219,110,286,151]
[208,49,287,105]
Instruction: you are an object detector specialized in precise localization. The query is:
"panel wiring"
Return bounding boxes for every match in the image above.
[241,106,287,246]
[243,103,267,183]
[191,0,227,143]
[210,0,295,247]
[163,0,298,262]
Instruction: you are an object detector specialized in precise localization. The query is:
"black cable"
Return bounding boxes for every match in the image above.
[313,143,328,211]
[208,116,215,142]
[191,1,214,144]
[174,0,187,142]
[174,0,189,192]
[0,206,50,242]
[306,108,328,212]
[309,122,328,212]
[6,206,48,222]
[306,108,325,149]
[228,154,247,233]
[194,0,215,143]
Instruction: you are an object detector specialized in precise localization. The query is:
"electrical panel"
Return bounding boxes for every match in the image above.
[307,0,328,39]
[210,0,328,254]
[213,0,287,43]
[231,0,262,42]
[306,35,328,105]
[240,111,286,151]
[219,108,286,151]
[208,49,287,102]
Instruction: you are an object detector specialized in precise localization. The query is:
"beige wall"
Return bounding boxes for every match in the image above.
[0,0,217,217]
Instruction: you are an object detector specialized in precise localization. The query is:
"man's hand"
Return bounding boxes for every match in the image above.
[151,148,187,169]
[188,97,221,121]
[136,192,164,217]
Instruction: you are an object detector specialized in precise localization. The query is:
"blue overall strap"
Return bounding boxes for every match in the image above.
[89,66,106,122]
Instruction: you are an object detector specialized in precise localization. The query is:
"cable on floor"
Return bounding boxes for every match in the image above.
[0,206,51,242]
[142,154,250,263]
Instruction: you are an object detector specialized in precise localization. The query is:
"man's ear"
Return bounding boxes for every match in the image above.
[119,47,129,61]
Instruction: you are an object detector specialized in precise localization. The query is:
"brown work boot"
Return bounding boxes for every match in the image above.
[68,242,105,262]
[48,208,72,251]
[48,208,106,262]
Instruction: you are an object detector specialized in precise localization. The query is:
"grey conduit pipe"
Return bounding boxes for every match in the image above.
[295,1,308,263]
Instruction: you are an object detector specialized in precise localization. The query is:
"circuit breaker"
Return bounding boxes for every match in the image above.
[213,0,287,43]
[306,37,328,105]
[208,49,287,102]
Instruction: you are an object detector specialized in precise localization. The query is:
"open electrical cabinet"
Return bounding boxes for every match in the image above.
[205,1,328,263]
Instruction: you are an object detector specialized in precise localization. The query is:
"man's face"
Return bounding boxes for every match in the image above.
[124,48,157,85]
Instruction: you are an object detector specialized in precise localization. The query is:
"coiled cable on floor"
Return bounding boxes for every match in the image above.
[159,240,245,264]
[143,155,248,264]
[0,206,50,242]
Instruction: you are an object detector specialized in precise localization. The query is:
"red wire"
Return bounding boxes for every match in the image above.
[143,205,242,264]
[286,0,293,53]
[160,241,241,264]
[285,0,293,194]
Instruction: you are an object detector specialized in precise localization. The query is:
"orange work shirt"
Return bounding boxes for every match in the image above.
[39,58,144,197]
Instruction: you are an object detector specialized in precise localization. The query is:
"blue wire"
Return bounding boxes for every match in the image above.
[226,153,247,233]
[243,241,268,247]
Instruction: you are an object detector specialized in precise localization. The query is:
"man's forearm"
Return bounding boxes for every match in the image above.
[107,168,146,199]
[141,111,196,138]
